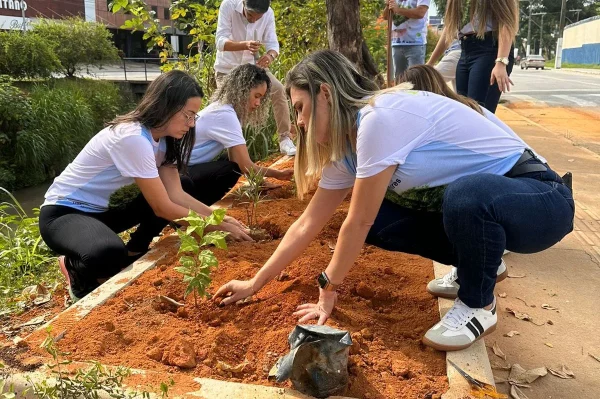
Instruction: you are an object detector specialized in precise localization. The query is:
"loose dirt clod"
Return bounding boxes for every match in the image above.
[356,282,375,299]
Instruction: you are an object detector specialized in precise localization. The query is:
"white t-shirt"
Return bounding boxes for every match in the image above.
[391,0,430,46]
[319,91,531,194]
[43,122,166,213]
[188,102,247,166]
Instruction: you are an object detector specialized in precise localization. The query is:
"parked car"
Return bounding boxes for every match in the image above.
[520,55,546,70]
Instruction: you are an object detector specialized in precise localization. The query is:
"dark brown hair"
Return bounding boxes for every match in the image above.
[109,70,203,171]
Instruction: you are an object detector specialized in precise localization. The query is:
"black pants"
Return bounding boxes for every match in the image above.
[181,160,241,204]
[39,193,169,298]
[456,32,514,114]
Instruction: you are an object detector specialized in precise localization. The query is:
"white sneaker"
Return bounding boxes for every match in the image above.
[427,259,508,299]
[422,298,497,351]
[279,137,297,156]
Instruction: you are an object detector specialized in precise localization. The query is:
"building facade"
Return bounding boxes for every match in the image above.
[0,0,190,58]
[562,16,600,65]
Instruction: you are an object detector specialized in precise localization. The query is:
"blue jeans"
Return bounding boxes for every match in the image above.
[366,165,574,309]
[456,33,514,113]
[392,45,426,82]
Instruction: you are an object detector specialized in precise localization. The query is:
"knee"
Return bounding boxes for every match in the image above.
[180,175,195,194]
[82,241,127,272]
[224,161,242,184]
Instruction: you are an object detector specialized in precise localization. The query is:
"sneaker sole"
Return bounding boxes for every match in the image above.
[422,322,497,352]
[426,267,509,300]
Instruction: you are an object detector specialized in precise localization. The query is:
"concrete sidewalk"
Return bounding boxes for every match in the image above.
[487,106,600,398]
[549,67,600,76]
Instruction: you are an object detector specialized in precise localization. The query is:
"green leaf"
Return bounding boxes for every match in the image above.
[179,234,199,254]
[201,231,228,249]
[206,208,226,226]
[173,266,190,275]
[178,256,196,269]
[198,250,218,268]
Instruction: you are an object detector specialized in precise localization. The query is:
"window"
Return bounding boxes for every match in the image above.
[164,7,170,19]
[151,5,158,15]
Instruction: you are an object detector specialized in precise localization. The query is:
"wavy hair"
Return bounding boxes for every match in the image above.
[398,65,483,114]
[442,0,519,46]
[285,50,379,198]
[211,64,271,129]
[109,70,203,172]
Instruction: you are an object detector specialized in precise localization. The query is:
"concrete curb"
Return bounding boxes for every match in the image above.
[433,262,495,399]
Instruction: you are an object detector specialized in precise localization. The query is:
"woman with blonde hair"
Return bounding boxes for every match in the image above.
[215,50,574,352]
[184,63,293,204]
[427,0,519,113]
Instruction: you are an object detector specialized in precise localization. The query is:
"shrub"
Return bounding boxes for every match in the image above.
[32,18,119,78]
[0,31,61,79]
[426,28,441,60]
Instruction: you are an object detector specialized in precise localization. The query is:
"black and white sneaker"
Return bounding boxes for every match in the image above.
[426,259,508,299]
[422,297,498,351]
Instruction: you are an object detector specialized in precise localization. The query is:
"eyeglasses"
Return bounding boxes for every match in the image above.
[182,110,199,125]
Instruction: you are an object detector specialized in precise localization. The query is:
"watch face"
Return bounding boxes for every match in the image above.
[317,273,328,288]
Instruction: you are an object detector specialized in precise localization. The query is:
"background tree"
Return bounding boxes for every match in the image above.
[32,18,119,78]
[0,32,61,79]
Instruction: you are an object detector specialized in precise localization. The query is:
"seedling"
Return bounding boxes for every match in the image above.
[175,209,228,306]
[234,167,266,228]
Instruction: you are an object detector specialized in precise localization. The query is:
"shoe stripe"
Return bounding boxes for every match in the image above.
[491,304,497,315]
[466,321,481,338]
[471,317,485,336]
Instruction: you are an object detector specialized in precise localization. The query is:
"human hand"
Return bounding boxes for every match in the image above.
[257,54,274,68]
[221,221,253,242]
[293,289,337,325]
[244,40,261,54]
[224,215,247,230]
[276,169,294,181]
[387,0,399,14]
[490,63,514,93]
[214,279,256,306]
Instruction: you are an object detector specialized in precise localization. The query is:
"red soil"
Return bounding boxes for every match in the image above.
[25,188,448,398]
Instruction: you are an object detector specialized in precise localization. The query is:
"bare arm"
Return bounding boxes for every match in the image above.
[228,145,292,180]
[294,166,397,324]
[490,25,515,93]
[427,27,451,65]
[215,186,351,304]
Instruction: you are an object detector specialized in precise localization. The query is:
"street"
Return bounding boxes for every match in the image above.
[502,68,600,107]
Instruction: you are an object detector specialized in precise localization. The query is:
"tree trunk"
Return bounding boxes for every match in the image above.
[326,0,384,87]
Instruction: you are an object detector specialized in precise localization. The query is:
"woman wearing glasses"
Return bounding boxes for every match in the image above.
[184,64,293,204]
[39,70,252,302]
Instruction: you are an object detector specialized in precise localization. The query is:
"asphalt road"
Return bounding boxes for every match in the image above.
[502,68,600,107]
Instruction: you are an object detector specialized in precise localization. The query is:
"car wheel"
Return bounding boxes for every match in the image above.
[541,67,544,70]
[526,67,529,70]
[536,67,539,70]
[521,65,524,69]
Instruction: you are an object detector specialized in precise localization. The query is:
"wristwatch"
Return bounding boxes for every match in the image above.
[495,57,510,66]
[317,271,340,291]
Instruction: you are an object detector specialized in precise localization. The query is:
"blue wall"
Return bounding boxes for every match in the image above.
[563,43,600,65]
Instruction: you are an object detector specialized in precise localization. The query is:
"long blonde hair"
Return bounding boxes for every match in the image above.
[398,65,483,114]
[285,50,379,199]
[442,0,519,46]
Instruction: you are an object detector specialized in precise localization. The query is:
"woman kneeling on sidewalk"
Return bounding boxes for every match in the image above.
[40,71,251,303]
[183,64,293,205]
[215,50,574,351]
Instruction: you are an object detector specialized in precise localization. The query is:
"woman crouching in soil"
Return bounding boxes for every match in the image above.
[40,70,251,303]
[183,63,293,205]
[215,50,574,351]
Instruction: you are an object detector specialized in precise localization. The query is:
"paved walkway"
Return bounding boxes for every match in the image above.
[484,106,600,398]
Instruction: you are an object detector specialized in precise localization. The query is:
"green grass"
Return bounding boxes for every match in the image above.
[544,59,600,69]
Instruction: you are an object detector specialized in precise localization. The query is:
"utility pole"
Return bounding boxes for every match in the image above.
[555,0,567,69]
[569,9,582,22]
[21,0,26,32]
[532,12,547,56]
[526,1,532,56]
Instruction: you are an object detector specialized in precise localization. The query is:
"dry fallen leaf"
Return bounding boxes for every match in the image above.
[509,364,548,385]
[511,385,531,399]
[504,330,520,338]
[548,365,575,379]
[505,308,545,326]
[545,343,554,348]
[15,315,46,329]
[21,284,51,306]
[492,341,507,361]
[541,304,559,311]
[216,360,249,374]
[508,274,526,278]
[492,361,512,371]
[588,353,600,363]
[499,292,507,298]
